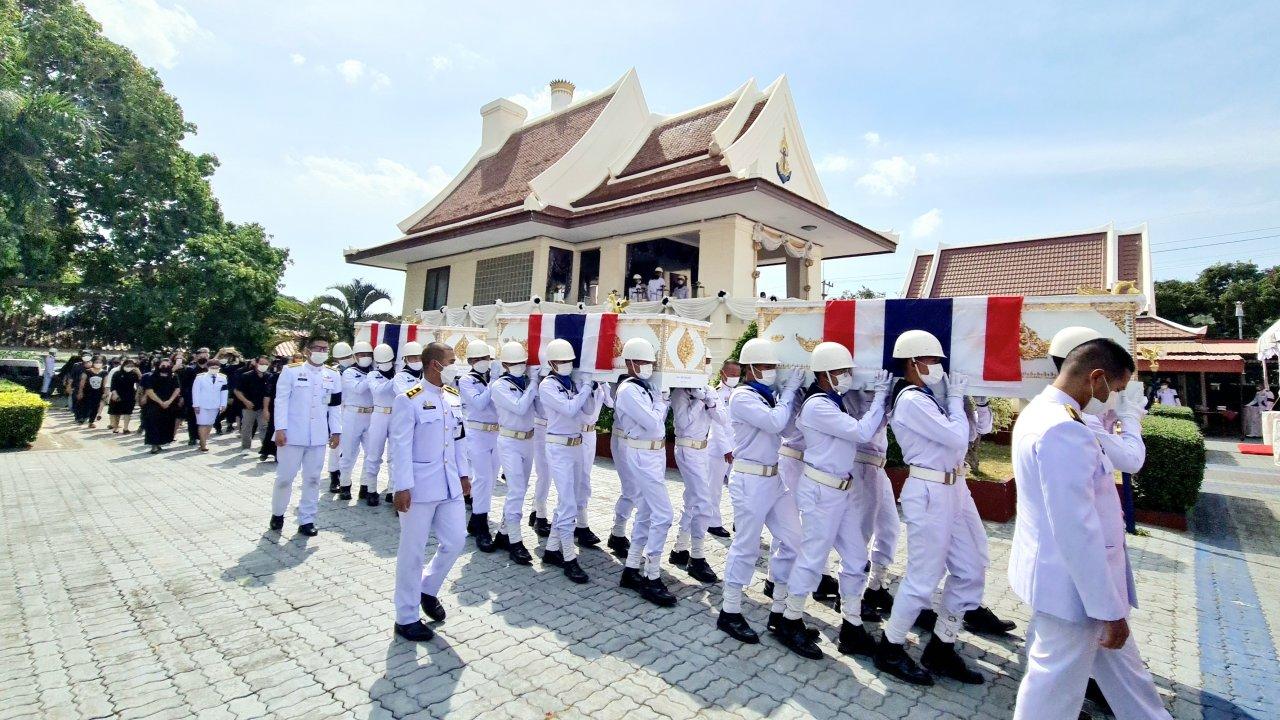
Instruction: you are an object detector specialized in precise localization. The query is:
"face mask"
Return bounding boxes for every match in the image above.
[757,369,777,386]
[406,361,423,372]
[917,360,946,387]
[196,357,207,365]
[159,365,171,373]
[208,367,220,375]
[377,361,393,371]
[832,372,854,394]
[309,351,328,365]
[1083,375,1118,416]
[82,356,91,362]
[636,365,654,380]
[439,363,459,386]
[473,360,491,374]
[553,361,574,376]
[257,364,270,373]
[507,363,526,375]
[338,358,354,368]
[722,376,739,388]
[356,356,372,368]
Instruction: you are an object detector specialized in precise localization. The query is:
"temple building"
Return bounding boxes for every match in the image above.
[344,70,895,315]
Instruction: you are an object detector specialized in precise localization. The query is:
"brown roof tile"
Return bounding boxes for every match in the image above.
[619,101,734,178]
[1117,232,1143,287]
[573,156,728,208]
[906,254,933,298]
[733,99,768,142]
[407,94,613,233]
[1135,315,1205,342]
[928,232,1107,298]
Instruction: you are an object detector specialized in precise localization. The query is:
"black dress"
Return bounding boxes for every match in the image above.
[78,369,107,423]
[258,371,280,459]
[143,373,181,446]
[108,369,139,415]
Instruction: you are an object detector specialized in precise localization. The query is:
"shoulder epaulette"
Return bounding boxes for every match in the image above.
[1065,405,1084,424]
[406,386,422,398]
[444,386,459,396]
[287,361,303,368]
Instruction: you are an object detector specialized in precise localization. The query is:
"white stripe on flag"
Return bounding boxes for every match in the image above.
[580,314,601,370]
[854,299,886,369]
[537,314,555,366]
[950,297,988,380]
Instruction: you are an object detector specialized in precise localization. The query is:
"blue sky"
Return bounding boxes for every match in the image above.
[82,1,1280,310]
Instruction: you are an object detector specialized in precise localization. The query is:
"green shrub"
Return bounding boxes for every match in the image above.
[886,427,903,467]
[0,390,47,448]
[1148,404,1194,421]
[0,380,27,393]
[1133,415,1205,514]
[728,321,758,362]
[988,397,1016,433]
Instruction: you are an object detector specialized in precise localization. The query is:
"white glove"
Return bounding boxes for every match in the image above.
[870,369,893,394]
[1117,381,1145,421]
[949,373,970,397]
[690,387,706,400]
[659,389,671,403]
[527,364,541,380]
[782,369,802,393]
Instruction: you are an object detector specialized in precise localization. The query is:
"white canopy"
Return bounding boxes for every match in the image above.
[1258,316,1280,360]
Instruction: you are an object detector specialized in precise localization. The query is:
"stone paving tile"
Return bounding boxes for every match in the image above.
[2,410,1276,718]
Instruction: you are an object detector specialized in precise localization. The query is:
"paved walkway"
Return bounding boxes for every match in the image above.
[1,410,1276,719]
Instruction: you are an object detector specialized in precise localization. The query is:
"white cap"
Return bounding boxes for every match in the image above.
[499,341,528,364]
[632,274,641,280]
[738,338,779,366]
[373,344,394,363]
[332,341,354,359]
[352,341,373,354]
[401,341,424,358]
[621,338,656,362]
[1049,326,1103,359]
[655,267,664,273]
[892,330,945,359]
[465,340,492,360]
[810,342,854,373]
[546,338,576,362]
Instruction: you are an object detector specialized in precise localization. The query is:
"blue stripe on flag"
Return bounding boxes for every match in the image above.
[882,298,953,371]
[384,323,401,359]
[555,314,586,368]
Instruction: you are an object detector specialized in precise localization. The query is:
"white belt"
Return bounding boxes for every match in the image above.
[621,436,664,451]
[373,406,392,414]
[346,406,374,414]
[803,465,852,491]
[467,421,499,432]
[779,446,802,460]
[909,464,967,485]
[855,452,887,468]
[534,418,547,427]
[581,423,596,434]
[546,434,583,447]
[675,436,709,450]
[732,460,779,477]
[499,428,534,440]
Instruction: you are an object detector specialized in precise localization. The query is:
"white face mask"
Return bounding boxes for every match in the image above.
[916,360,946,387]
[406,360,423,372]
[376,361,393,371]
[757,369,777,386]
[356,356,372,368]
[636,365,654,380]
[310,350,328,365]
[722,376,739,388]
[257,364,270,373]
[208,367,220,375]
[473,360,491,374]
[338,358,354,368]
[832,371,854,394]
[553,361,574,376]
[1083,374,1118,416]
[439,363,459,386]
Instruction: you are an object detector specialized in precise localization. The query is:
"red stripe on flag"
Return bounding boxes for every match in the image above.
[823,300,856,355]
[527,314,543,365]
[595,313,618,370]
[406,324,417,343]
[983,296,1023,381]
[369,322,380,347]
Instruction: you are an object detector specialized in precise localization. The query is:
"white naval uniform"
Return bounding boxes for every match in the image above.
[1086,410,1145,475]
[787,388,887,622]
[1010,387,1170,720]
[393,368,424,395]
[327,362,353,477]
[492,372,539,541]
[338,365,375,488]
[272,362,342,525]
[532,396,552,520]
[608,383,639,538]
[577,383,608,528]
[538,372,598,561]
[842,390,897,587]
[458,369,500,517]
[627,284,647,302]
[360,369,397,493]
[723,382,803,594]
[671,385,719,559]
[390,380,469,626]
[705,383,733,528]
[614,376,671,579]
[646,277,666,301]
[882,384,984,646]
[1154,387,1179,406]
[191,372,228,426]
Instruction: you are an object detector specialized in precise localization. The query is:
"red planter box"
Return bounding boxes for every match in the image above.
[594,432,678,469]
[886,466,1017,523]
[1133,508,1188,532]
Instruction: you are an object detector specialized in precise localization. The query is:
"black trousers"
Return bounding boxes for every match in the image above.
[185,404,198,442]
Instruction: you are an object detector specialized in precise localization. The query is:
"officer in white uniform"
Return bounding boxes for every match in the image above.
[458,341,500,552]
[614,338,678,607]
[536,339,597,584]
[1154,381,1180,406]
[529,390,553,539]
[271,338,342,536]
[336,341,375,501]
[327,341,354,492]
[706,358,739,538]
[390,342,470,642]
[844,386,898,619]
[394,341,425,395]
[1010,338,1171,720]
[191,359,229,451]
[360,344,396,507]
[646,267,667,301]
[574,380,609,549]
[667,355,722,584]
[777,343,892,660]
[627,274,647,302]
[607,375,638,556]
[716,338,804,644]
[490,341,540,566]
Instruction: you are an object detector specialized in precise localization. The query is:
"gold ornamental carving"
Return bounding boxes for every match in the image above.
[794,334,821,352]
[453,336,470,358]
[612,336,623,362]
[1018,323,1050,360]
[1138,345,1162,372]
[675,330,696,367]
[770,334,785,343]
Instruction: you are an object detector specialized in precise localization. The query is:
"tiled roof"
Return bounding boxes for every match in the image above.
[905,254,933,298]
[573,156,728,208]
[619,101,735,177]
[406,94,613,233]
[1117,232,1143,286]
[1135,315,1205,342]
[733,99,768,142]
[928,232,1107,298]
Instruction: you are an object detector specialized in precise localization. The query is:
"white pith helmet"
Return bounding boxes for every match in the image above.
[331,341,353,359]
[738,338,779,366]
[892,330,945,359]
[810,342,854,373]
[1049,326,1103,359]
[373,344,394,363]
[466,341,492,360]
[499,341,528,364]
[352,341,373,354]
[546,339,576,362]
[401,341,424,358]
[621,338,656,362]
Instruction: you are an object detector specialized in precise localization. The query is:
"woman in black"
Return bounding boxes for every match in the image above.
[77,359,108,428]
[143,362,182,453]
[108,360,142,434]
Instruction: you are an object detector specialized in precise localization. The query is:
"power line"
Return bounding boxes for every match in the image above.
[1151,225,1280,246]
[1151,233,1280,254]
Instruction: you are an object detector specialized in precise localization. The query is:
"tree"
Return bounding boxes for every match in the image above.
[267,295,344,349]
[837,286,886,300]
[1155,262,1280,338]
[319,279,395,341]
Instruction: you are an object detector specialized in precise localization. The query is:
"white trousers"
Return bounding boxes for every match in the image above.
[673,445,714,556]
[532,426,551,517]
[723,469,802,588]
[576,432,595,527]
[361,411,391,493]
[465,430,500,516]
[622,445,673,578]
[326,442,340,475]
[884,476,989,644]
[705,447,728,527]
[1014,612,1171,720]
[498,435,536,541]
[611,433,638,536]
[393,496,466,625]
[273,444,326,524]
[788,477,868,614]
[858,464,899,568]
[544,442,582,560]
[338,411,371,487]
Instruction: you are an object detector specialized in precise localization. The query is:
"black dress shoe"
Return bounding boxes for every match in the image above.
[874,634,934,686]
[338,488,352,501]
[534,517,552,537]
[269,515,284,531]
[328,471,340,493]
[861,597,883,623]
[619,567,646,591]
[1085,678,1114,716]
[466,512,481,536]
[686,558,718,584]
[837,621,876,657]
[920,636,984,684]
[915,608,938,633]
[574,527,601,547]
[528,510,537,527]
[813,573,840,601]
[668,549,690,567]
[639,577,677,607]
[420,594,446,622]
[763,579,775,598]
[474,527,495,553]
[366,492,380,507]
[298,523,318,537]
[508,541,532,565]
[963,606,1016,635]
[717,611,760,644]
[542,549,565,567]
[606,534,630,557]
[562,559,589,584]
[394,620,434,642]
[864,587,895,612]
[707,526,730,538]
[776,617,824,660]
[384,492,394,503]
[358,486,368,500]
[492,532,510,550]
[768,611,820,640]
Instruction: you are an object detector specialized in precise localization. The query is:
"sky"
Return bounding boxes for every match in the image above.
[81,0,1280,310]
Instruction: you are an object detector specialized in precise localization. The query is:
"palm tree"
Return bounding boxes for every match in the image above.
[265,295,344,350]
[320,279,396,341]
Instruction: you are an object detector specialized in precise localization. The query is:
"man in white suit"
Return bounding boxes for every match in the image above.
[1010,337,1170,720]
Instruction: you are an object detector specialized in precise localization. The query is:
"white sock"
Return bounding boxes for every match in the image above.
[624,544,643,570]
[576,515,589,529]
[673,531,690,553]
[935,610,962,643]
[546,535,561,552]
[783,593,805,620]
[562,542,577,562]
[644,554,661,580]
[840,595,862,626]
[722,583,744,614]
[690,534,705,559]
[868,562,889,590]
[770,584,790,613]
[611,519,627,537]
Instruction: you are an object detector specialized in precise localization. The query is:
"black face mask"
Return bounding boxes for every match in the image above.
[196,357,207,365]
[159,366,171,373]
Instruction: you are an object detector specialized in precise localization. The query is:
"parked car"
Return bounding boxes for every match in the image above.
[0,357,45,393]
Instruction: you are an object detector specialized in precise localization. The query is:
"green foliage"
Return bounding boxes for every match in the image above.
[268,294,346,351]
[1134,415,1205,514]
[1154,262,1280,339]
[593,401,675,438]
[988,397,1016,432]
[0,379,26,392]
[320,279,396,342]
[886,426,903,467]
[1148,404,1195,421]
[0,387,45,447]
[836,286,886,300]
[729,321,758,362]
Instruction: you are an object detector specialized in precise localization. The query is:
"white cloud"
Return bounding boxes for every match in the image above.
[816,154,855,173]
[857,156,917,196]
[371,72,391,92]
[910,208,942,238]
[336,59,366,85]
[430,56,452,74]
[290,53,306,66]
[81,0,206,69]
[863,131,881,147]
[508,84,595,118]
[921,152,940,165]
[293,156,451,204]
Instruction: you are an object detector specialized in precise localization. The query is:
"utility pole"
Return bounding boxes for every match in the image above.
[820,280,834,300]
[1235,301,1245,339]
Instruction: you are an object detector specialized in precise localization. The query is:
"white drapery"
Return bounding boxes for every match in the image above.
[752,222,814,260]
[419,295,784,328]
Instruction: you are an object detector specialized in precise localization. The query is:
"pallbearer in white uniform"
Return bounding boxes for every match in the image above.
[458,341,500,553]
[705,358,739,538]
[361,343,397,507]
[666,350,722,584]
[327,342,354,492]
[336,341,375,502]
[389,342,470,643]
[529,395,553,538]
[716,338,804,645]
[394,341,425,394]
[843,385,898,620]
[270,337,342,537]
[1011,337,1171,720]
[490,341,540,566]
[536,339,597,584]
[776,342,893,660]
[614,338,678,607]
[573,381,608,549]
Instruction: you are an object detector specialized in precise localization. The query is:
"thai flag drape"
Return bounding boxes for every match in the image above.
[822,296,1023,381]
[356,322,423,365]
[527,313,619,371]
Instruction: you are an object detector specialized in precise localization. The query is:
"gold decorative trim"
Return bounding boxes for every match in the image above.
[770,334,785,343]
[794,334,821,352]
[1019,323,1050,360]
[676,330,696,367]
[454,336,470,358]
